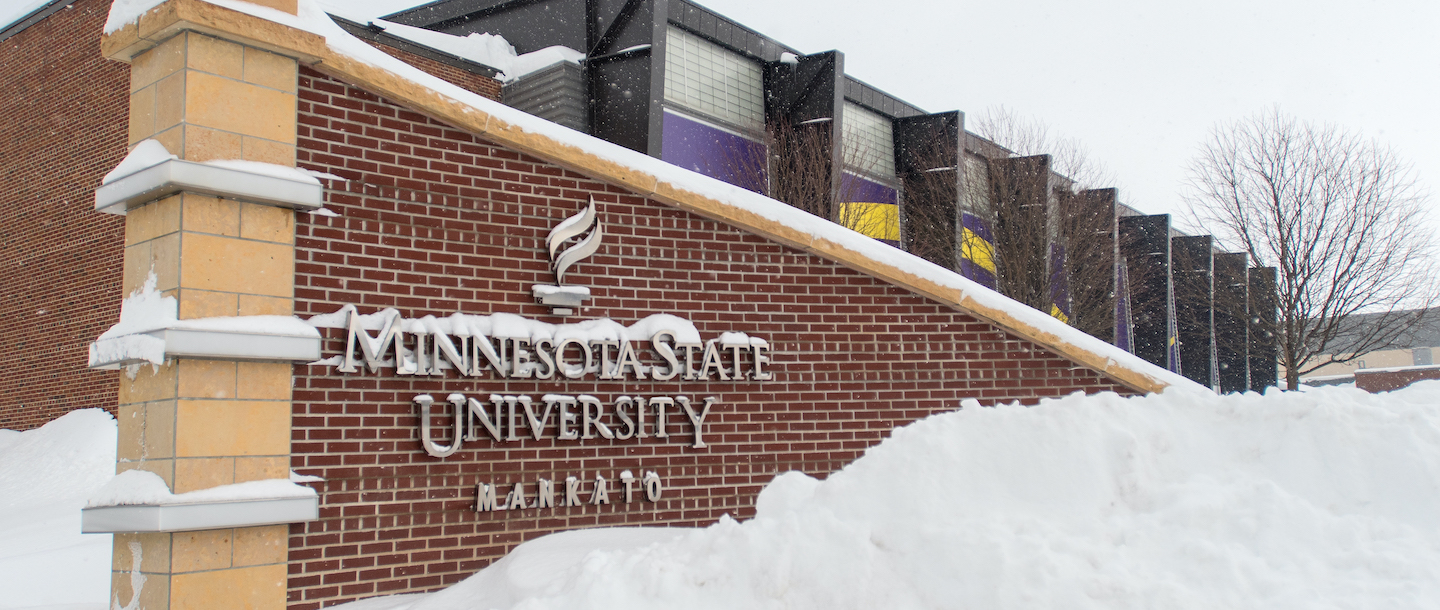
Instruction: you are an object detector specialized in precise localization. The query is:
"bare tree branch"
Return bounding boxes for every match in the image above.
[1183,108,1439,389]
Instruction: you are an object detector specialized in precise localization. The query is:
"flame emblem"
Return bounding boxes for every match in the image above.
[545,198,603,285]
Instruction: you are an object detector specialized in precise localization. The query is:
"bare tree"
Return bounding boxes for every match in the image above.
[1184,109,1438,389]
[900,136,961,270]
[970,107,1121,340]
[972,105,1114,190]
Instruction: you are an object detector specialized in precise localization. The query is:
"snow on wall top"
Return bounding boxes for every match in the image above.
[370,19,585,82]
[102,0,1199,394]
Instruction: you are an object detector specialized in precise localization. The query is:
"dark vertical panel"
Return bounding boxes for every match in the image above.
[988,154,1053,314]
[1214,252,1250,393]
[763,51,844,124]
[1050,244,1071,322]
[1118,215,1173,369]
[1249,266,1279,391]
[584,0,662,154]
[762,49,845,210]
[893,111,961,269]
[1065,188,1117,343]
[644,0,670,156]
[1115,257,1133,352]
[1173,235,1214,388]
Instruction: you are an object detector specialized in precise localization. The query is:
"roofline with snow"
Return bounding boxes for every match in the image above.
[101,0,1192,395]
[329,13,503,78]
[0,0,80,42]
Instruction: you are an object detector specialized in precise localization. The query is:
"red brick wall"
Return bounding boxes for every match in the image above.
[1356,366,1440,392]
[290,67,1133,608]
[0,0,127,430]
[370,42,502,102]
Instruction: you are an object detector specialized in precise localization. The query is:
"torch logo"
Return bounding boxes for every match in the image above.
[532,198,602,315]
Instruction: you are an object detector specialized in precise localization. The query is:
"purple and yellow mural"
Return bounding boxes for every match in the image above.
[840,172,899,245]
[959,212,997,289]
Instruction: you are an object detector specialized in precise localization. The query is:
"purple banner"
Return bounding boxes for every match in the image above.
[840,173,898,205]
[661,110,766,193]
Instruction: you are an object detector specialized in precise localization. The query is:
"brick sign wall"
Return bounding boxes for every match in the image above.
[288,67,1134,608]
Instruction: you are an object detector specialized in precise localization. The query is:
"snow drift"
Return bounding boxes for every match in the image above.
[342,382,1440,610]
[8,386,1440,609]
[0,409,116,609]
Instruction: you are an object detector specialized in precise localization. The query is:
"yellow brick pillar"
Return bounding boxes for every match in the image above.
[95,2,321,608]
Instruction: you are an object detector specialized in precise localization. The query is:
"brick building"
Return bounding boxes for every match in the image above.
[3,1,1192,609]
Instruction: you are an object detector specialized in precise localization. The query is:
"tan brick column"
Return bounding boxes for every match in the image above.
[103,4,306,608]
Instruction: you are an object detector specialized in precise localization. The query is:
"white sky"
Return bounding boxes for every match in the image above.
[696,0,1440,233]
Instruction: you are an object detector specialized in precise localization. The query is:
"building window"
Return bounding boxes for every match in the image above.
[663,26,764,133]
[1416,347,1434,366]
[841,102,896,180]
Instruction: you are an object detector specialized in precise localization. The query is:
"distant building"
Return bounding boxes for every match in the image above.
[1301,308,1440,389]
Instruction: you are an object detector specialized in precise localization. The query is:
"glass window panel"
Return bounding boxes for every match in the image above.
[664,26,764,132]
[842,102,896,179]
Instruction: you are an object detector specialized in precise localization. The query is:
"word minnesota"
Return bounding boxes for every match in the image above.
[334,309,772,382]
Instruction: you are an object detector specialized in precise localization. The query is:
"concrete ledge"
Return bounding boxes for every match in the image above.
[82,496,318,533]
[89,326,321,370]
[95,157,323,215]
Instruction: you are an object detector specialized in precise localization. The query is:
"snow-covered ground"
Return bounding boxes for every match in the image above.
[0,409,115,610]
[6,384,1440,609]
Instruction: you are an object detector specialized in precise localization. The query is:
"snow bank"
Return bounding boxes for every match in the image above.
[0,410,117,609]
[337,382,1440,610]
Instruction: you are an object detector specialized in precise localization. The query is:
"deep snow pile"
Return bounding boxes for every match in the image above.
[341,382,1440,610]
[7,386,1440,609]
[0,409,116,609]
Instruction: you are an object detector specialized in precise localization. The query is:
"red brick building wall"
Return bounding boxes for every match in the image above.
[1356,366,1440,392]
[0,0,128,430]
[288,67,1134,608]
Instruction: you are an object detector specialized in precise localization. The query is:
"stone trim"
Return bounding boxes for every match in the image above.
[96,156,324,214]
[82,496,318,533]
[89,326,321,370]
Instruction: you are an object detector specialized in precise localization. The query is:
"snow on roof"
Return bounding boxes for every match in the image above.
[104,0,1198,394]
[0,0,56,36]
[369,19,584,82]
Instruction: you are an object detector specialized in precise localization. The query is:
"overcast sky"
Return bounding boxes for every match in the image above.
[694,0,1440,234]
